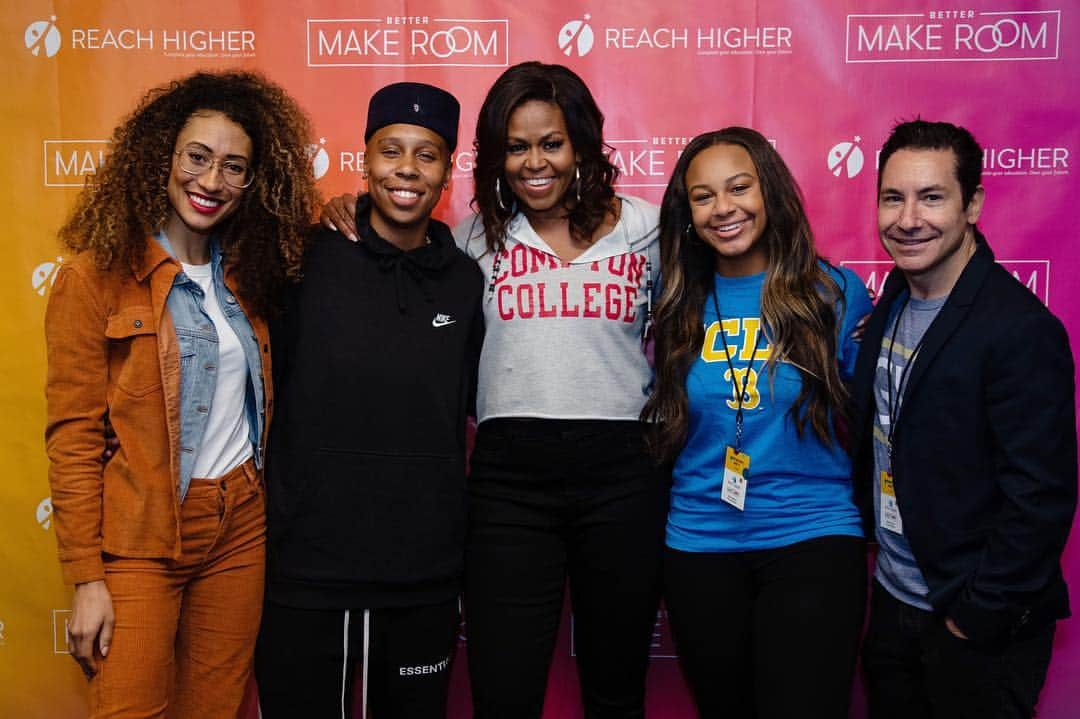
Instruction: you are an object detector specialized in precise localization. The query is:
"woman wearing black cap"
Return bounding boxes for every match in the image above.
[324,62,666,719]
[254,82,484,719]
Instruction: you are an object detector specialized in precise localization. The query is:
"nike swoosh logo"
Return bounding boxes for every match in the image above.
[432,318,457,328]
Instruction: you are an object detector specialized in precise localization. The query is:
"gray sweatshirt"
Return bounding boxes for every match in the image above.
[453,195,660,423]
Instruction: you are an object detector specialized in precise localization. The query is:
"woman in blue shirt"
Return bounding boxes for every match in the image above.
[642,127,872,718]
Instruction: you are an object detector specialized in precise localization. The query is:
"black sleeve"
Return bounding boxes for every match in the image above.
[465,289,485,421]
[270,281,299,399]
[948,309,1078,644]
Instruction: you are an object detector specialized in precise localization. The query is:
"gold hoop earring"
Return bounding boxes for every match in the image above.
[575,165,582,204]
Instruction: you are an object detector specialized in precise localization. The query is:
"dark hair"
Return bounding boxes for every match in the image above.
[58,70,320,318]
[878,119,984,208]
[471,61,619,252]
[642,128,848,461]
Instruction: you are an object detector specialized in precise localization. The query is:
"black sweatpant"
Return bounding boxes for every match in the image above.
[464,419,670,719]
[254,597,460,719]
[664,535,867,719]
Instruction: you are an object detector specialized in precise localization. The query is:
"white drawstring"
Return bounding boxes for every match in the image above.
[361,609,372,719]
[340,610,351,719]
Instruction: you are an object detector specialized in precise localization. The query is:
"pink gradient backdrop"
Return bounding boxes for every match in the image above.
[4,1,1076,717]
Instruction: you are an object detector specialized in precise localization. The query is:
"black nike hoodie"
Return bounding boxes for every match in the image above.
[265,195,483,609]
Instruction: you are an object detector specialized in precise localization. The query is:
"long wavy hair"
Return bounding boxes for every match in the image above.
[471,61,619,252]
[642,128,848,461]
[58,70,320,317]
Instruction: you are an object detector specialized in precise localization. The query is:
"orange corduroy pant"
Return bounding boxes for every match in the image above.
[87,459,265,719]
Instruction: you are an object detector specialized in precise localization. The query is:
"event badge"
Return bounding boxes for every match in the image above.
[721,446,750,511]
[879,471,903,533]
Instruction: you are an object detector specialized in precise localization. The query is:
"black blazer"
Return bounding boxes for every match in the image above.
[851,233,1077,647]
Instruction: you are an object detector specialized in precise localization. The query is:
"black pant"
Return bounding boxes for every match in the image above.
[863,579,1056,719]
[664,535,867,719]
[464,419,669,719]
[255,597,460,719]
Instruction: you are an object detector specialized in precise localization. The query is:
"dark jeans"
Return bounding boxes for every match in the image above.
[664,535,867,719]
[464,419,670,719]
[863,579,1056,719]
[255,597,460,719]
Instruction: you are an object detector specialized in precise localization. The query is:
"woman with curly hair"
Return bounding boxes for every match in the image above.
[642,128,871,718]
[44,70,319,717]
[322,61,667,718]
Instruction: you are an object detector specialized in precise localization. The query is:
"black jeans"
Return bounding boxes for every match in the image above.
[664,535,867,719]
[255,597,460,719]
[863,579,1056,719]
[464,419,670,719]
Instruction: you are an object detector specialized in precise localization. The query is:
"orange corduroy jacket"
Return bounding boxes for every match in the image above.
[44,239,273,585]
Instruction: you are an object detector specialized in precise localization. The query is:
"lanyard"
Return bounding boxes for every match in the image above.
[711,286,762,453]
[884,295,926,459]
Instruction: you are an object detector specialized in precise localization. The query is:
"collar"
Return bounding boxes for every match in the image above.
[352,194,457,312]
[137,230,223,283]
[352,194,456,271]
[503,194,658,264]
[132,234,174,282]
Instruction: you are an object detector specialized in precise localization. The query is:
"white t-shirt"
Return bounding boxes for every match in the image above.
[181,262,253,479]
[453,195,660,423]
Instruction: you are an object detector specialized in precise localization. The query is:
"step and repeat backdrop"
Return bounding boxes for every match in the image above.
[2,1,1077,717]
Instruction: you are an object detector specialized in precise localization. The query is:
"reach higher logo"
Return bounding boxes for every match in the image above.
[23,15,255,58]
[307,16,509,67]
[846,9,1061,62]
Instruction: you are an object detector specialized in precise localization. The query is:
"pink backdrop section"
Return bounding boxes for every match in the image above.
[4,1,1078,717]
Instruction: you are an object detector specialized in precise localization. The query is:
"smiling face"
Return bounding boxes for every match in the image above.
[503,100,579,221]
[364,123,451,247]
[685,143,769,277]
[165,110,252,242]
[878,148,984,299]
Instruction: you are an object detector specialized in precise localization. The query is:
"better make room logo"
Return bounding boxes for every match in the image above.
[846,8,1061,62]
[842,260,1052,306]
[307,15,509,67]
[43,139,109,188]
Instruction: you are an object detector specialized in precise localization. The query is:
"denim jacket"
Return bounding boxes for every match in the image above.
[154,232,265,500]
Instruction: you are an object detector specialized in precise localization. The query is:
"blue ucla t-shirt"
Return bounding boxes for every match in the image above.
[667,264,871,552]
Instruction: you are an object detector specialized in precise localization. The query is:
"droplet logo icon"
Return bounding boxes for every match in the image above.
[308,138,329,180]
[25,16,61,58]
[558,15,594,57]
[32,257,63,296]
[37,497,53,530]
[827,137,864,179]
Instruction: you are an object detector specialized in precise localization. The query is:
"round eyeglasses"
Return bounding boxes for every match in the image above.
[175,146,254,189]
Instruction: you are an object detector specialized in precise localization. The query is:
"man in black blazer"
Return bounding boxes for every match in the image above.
[851,120,1077,719]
